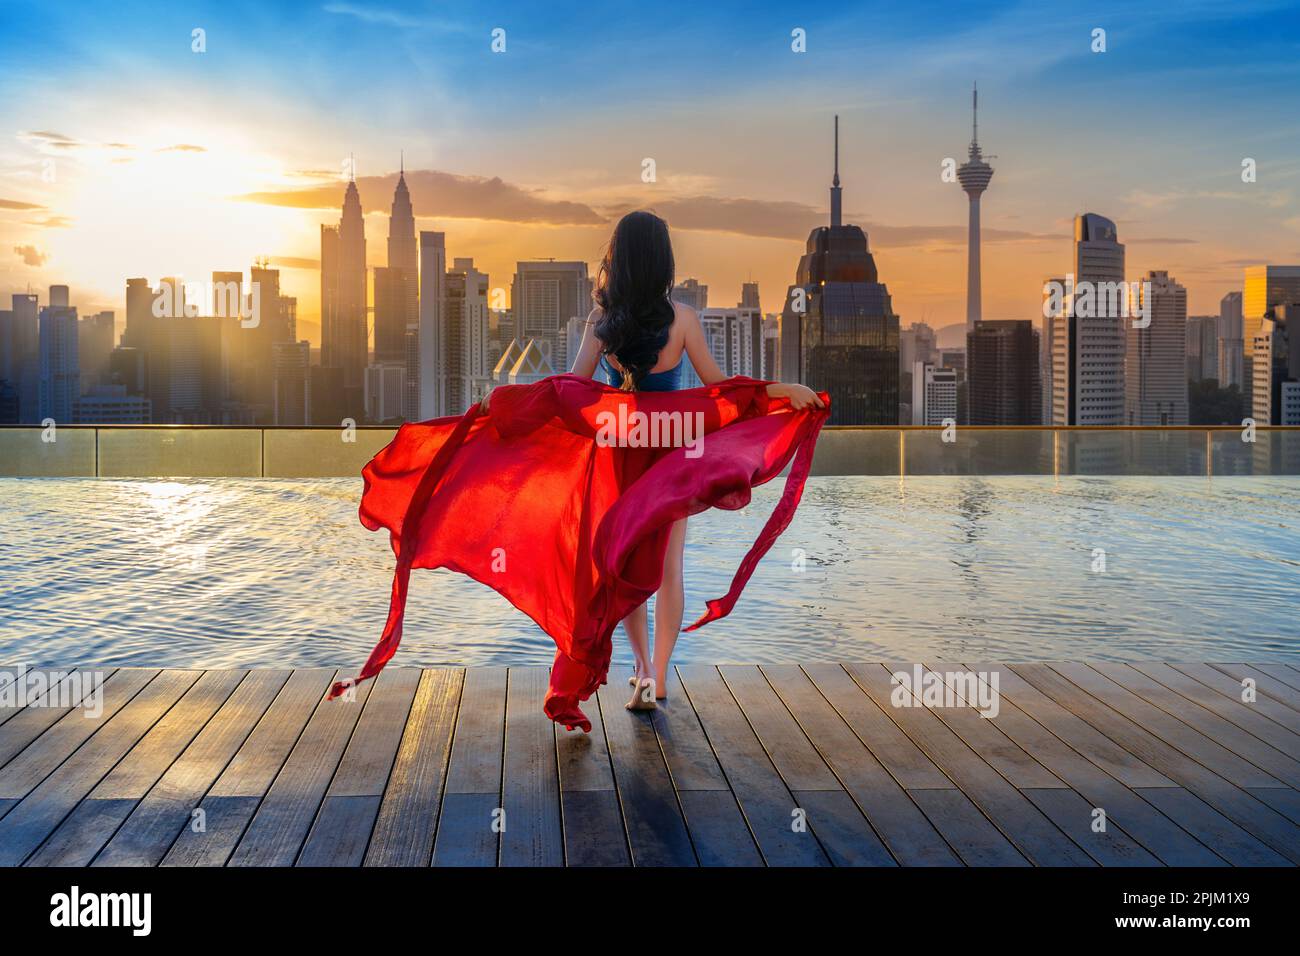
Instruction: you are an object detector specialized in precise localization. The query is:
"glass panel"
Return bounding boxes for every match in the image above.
[903,428,1055,475]
[808,428,899,475]
[263,428,398,478]
[0,427,96,477]
[98,428,262,477]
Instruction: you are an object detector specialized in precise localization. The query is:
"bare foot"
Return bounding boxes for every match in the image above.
[626,677,658,711]
[653,670,669,700]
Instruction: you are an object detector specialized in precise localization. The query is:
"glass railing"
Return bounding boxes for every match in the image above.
[1,425,1298,477]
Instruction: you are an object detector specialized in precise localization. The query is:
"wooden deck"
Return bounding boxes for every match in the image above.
[1,662,1298,867]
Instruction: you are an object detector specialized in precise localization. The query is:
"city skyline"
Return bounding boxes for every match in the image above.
[3,1,1300,345]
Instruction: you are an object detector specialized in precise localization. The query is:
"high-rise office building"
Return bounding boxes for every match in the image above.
[672,278,707,311]
[38,290,79,422]
[1052,213,1126,425]
[1185,315,1219,383]
[739,282,760,311]
[445,258,491,412]
[1242,266,1300,395]
[364,361,406,424]
[1252,303,1300,425]
[9,293,38,422]
[1040,275,1065,424]
[967,319,1041,425]
[900,321,938,374]
[912,362,958,425]
[375,166,419,363]
[77,311,114,392]
[700,307,763,378]
[1219,291,1244,389]
[777,117,900,424]
[1126,270,1188,425]
[272,340,311,426]
[512,260,591,374]
[957,84,994,332]
[403,325,420,421]
[418,230,447,419]
[321,177,368,391]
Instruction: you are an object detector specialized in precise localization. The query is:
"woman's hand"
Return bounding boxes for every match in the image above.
[767,382,825,410]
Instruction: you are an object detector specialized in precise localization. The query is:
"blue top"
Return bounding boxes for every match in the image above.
[600,354,683,392]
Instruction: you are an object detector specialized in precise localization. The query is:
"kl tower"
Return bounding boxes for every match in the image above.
[957,83,994,331]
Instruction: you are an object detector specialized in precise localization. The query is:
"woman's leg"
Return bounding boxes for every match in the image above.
[622,600,650,685]
[651,517,687,699]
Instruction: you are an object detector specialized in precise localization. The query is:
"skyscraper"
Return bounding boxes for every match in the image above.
[512,260,592,372]
[1185,314,1218,382]
[1242,266,1300,395]
[38,288,79,422]
[1219,291,1244,389]
[445,257,491,412]
[777,116,900,424]
[375,164,419,363]
[739,281,760,311]
[272,340,311,426]
[957,84,994,332]
[911,362,958,425]
[1252,303,1300,425]
[1126,270,1188,425]
[77,310,114,392]
[967,319,1041,424]
[7,293,39,422]
[1052,214,1126,425]
[321,176,368,392]
[418,230,446,419]
[671,278,708,311]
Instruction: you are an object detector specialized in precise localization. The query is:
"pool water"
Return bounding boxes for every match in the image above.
[1,476,1297,669]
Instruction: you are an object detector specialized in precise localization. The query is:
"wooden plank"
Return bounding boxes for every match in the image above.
[1135,787,1290,866]
[1129,662,1300,761]
[91,670,292,867]
[594,682,694,866]
[1210,663,1300,712]
[24,669,246,866]
[0,669,199,866]
[499,667,563,867]
[651,679,730,792]
[364,668,463,867]
[556,683,628,867]
[845,663,1094,866]
[297,667,422,866]
[432,666,505,867]
[0,668,130,778]
[1052,663,1287,790]
[225,671,374,866]
[1166,663,1300,735]
[953,662,1224,866]
[721,665,893,866]
[914,664,1066,789]
[802,663,1024,866]
[0,667,85,731]
[677,665,828,866]
[907,789,1030,866]
[1248,787,1300,826]
[1247,663,1300,694]
[1019,788,1160,866]
[963,662,1173,789]
[162,668,337,866]
[801,664,954,789]
[1012,663,1300,865]
[762,665,957,866]
[675,791,762,866]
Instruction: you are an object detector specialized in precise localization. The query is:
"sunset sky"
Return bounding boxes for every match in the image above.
[3,0,1300,346]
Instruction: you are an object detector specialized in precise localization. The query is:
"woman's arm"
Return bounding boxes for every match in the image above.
[570,308,603,379]
[684,305,823,409]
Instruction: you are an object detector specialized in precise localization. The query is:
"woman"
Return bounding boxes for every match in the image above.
[340,210,828,731]
[564,210,822,710]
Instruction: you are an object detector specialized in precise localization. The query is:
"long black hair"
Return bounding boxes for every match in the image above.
[593,210,675,391]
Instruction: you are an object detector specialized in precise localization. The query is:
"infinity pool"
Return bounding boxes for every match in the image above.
[1,476,1297,668]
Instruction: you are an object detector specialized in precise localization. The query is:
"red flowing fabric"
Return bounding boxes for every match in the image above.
[328,373,829,732]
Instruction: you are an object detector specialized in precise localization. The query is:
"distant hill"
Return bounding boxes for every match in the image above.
[934,322,967,349]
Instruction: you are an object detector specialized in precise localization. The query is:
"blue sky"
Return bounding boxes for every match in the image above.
[3,0,1299,335]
